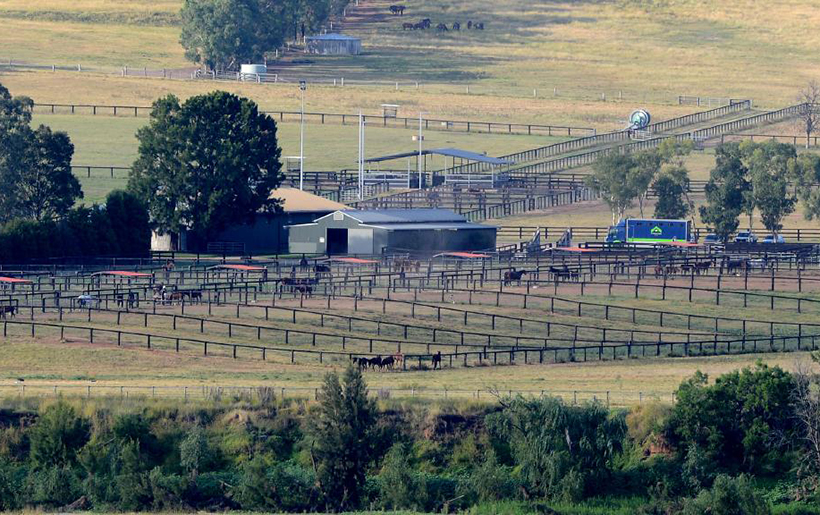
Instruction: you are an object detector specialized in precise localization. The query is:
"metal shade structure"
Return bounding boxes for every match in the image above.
[362,147,514,189]
[305,34,362,55]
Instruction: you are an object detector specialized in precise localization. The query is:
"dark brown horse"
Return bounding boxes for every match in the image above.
[432,351,442,370]
[503,269,528,285]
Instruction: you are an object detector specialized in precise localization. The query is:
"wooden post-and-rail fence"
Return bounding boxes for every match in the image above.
[2,318,818,370]
[31,102,594,137]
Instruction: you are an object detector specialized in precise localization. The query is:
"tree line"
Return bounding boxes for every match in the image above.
[1,81,285,257]
[0,362,819,514]
[180,0,352,71]
[0,83,150,261]
[586,136,820,242]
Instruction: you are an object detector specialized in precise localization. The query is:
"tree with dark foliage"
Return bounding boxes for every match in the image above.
[308,365,377,512]
[0,83,81,223]
[128,91,282,250]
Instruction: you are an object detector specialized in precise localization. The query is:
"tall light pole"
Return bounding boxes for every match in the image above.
[358,111,365,200]
[299,80,306,191]
[417,112,424,189]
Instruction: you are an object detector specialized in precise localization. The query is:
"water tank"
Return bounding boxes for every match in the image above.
[241,64,267,75]
[240,64,267,81]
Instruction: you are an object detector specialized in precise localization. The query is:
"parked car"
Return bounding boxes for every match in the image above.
[703,233,723,245]
[734,230,757,243]
[762,234,785,243]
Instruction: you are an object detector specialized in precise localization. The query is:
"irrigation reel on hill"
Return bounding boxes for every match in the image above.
[626,109,652,140]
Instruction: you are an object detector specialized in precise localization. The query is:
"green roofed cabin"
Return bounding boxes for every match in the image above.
[287,209,497,255]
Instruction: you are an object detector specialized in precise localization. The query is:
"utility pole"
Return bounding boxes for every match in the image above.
[299,80,307,190]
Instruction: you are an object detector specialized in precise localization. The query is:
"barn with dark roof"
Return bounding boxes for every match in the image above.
[287,209,497,255]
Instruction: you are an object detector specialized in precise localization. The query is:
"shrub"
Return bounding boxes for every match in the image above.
[681,474,771,515]
[29,401,90,468]
[0,459,24,510]
[378,443,427,511]
[180,424,211,479]
[668,364,796,478]
[486,396,627,502]
[471,450,518,503]
[231,458,316,512]
[25,464,83,507]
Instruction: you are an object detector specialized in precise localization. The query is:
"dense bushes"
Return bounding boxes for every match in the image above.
[0,190,150,262]
[0,363,818,513]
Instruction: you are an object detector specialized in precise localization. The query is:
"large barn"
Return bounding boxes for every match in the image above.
[288,209,497,255]
[151,188,346,255]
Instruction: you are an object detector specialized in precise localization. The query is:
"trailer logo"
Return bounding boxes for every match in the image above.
[651,226,662,235]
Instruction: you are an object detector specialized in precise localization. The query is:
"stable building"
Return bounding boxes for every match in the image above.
[288,209,497,255]
[151,188,346,255]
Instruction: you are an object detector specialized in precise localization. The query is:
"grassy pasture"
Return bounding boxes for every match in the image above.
[1,278,819,400]
[2,71,701,130]
[30,113,564,204]
[0,334,812,403]
[3,0,820,106]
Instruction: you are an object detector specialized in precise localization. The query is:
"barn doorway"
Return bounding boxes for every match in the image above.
[327,228,348,254]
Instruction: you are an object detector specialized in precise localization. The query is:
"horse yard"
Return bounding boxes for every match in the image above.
[2,246,819,405]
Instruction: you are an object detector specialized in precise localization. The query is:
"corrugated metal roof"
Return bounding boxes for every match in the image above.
[342,209,467,224]
[269,187,347,213]
[362,222,496,231]
[305,33,360,41]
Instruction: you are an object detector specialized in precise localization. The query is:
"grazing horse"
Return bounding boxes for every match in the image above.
[549,265,578,281]
[368,356,383,370]
[436,23,448,31]
[420,18,431,28]
[0,305,16,319]
[402,21,414,30]
[168,291,186,304]
[389,5,405,15]
[295,284,313,297]
[381,355,395,370]
[351,356,369,370]
[432,351,442,370]
[452,21,460,30]
[474,21,485,29]
[725,259,746,275]
[503,269,528,286]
